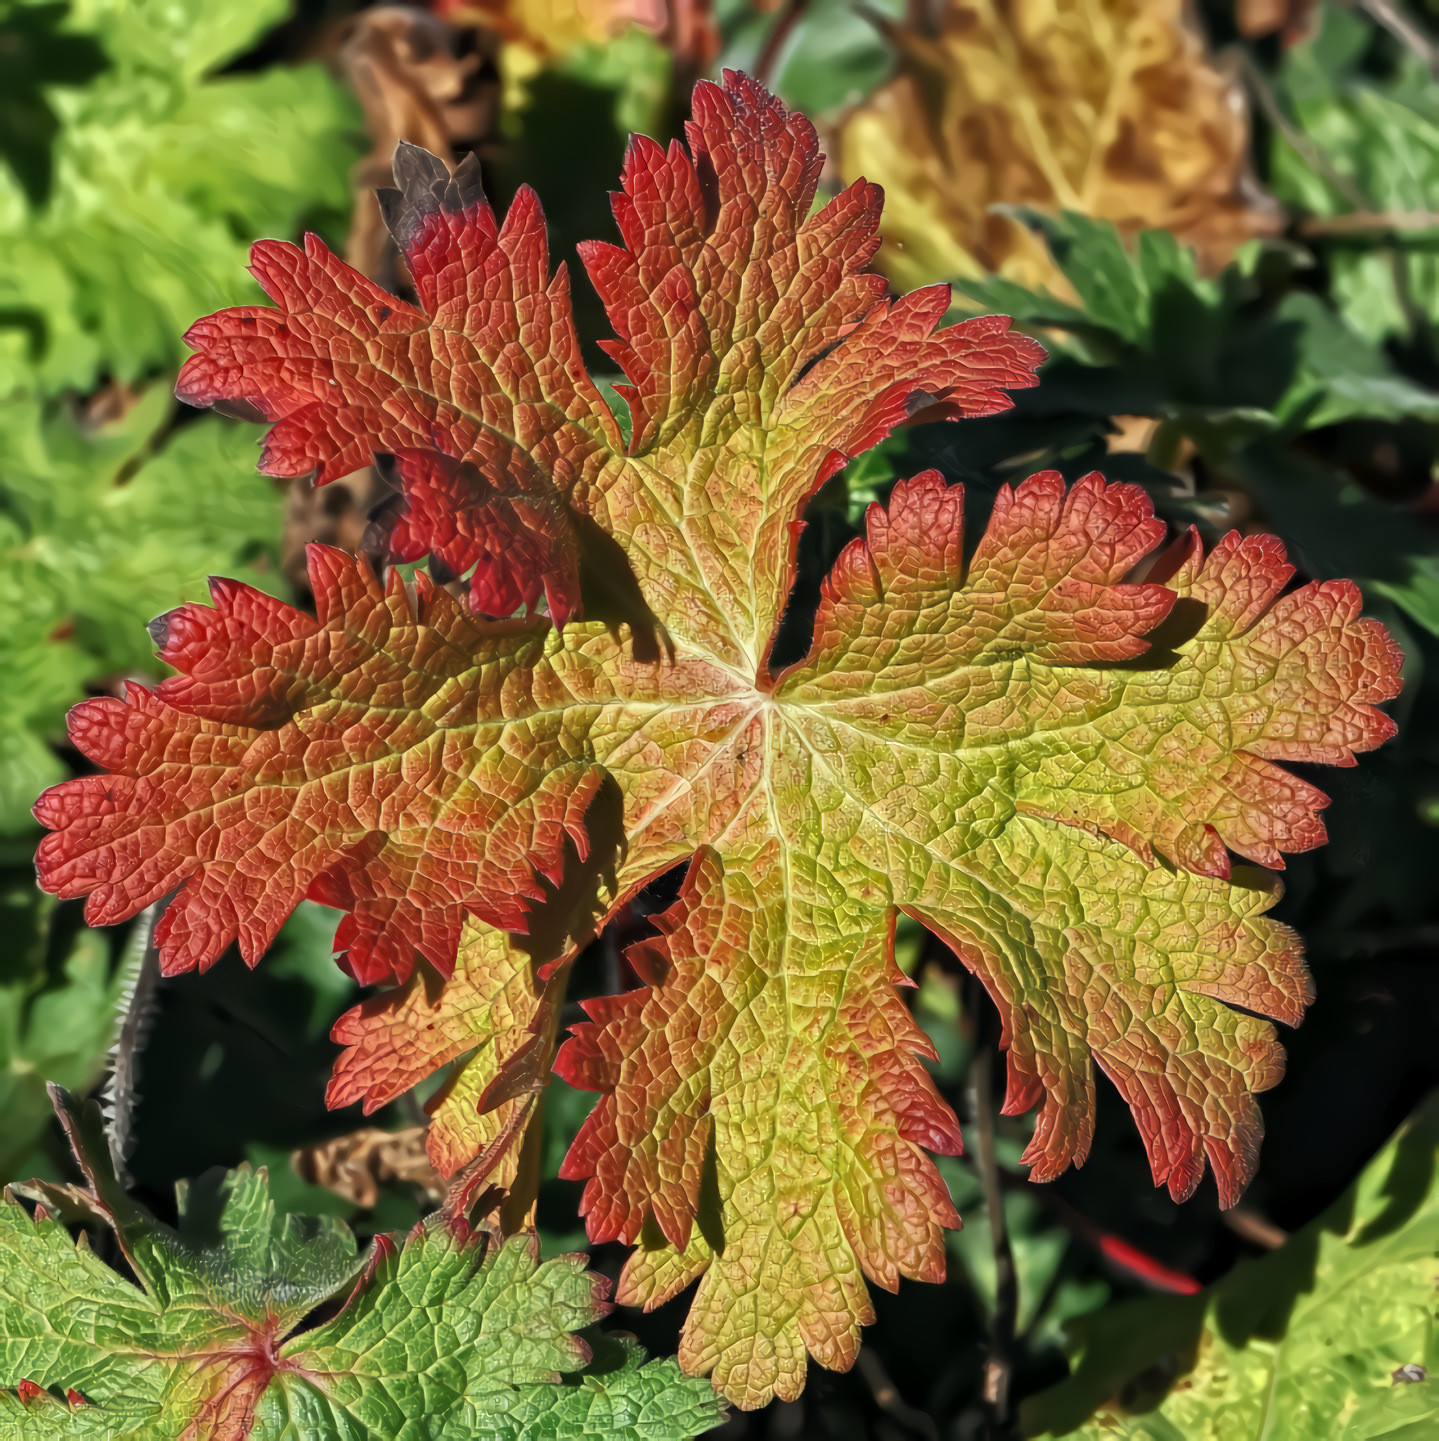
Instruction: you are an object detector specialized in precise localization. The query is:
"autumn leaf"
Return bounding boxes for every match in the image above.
[0,1087,723,1439]
[837,0,1281,294]
[34,74,1402,1408]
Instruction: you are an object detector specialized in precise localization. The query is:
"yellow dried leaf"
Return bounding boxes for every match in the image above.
[435,0,668,55]
[837,0,1280,293]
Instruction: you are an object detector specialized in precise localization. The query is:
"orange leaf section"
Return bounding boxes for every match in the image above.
[33,546,602,983]
[545,470,1397,1402]
[556,843,962,1398]
[35,69,1404,1411]
[576,74,1044,662]
[176,73,1043,653]
[329,919,562,1180]
[176,146,618,625]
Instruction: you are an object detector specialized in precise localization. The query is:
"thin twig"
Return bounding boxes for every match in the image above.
[1350,0,1439,77]
[1299,210,1439,236]
[855,1348,939,1441]
[1030,1186,1202,1294]
[1222,1206,1289,1251]
[969,1014,1018,1425]
[754,0,811,87]
[948,1148,1205,1296]
[1228,47,1370,211]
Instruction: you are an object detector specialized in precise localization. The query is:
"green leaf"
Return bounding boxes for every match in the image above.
[959,213,1439,636]
[0,1088,726,1439]
[719,0,901,121]
[0,1,108,207]
[1022,1093,1439,1439]
[1270,2,1439,345]
[0,385,285,832]
[0,0,360,396]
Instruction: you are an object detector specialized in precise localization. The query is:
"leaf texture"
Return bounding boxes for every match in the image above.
[175,72,1042,641]
[34,74,1402,1408]
[0,1089,724,1440]
[836,0,1281,294]
[33,547,610,985]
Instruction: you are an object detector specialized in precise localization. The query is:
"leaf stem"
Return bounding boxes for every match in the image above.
[103,899,165,1188]
[968,986,1017,1427]
[1348,0,1439,77]
[754,0,811,87]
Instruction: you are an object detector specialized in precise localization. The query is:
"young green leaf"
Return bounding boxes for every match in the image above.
[0,1087,724,1439]
[0,886,130,1183]
[33,75,1402,1408]
[1271,3,1439,347]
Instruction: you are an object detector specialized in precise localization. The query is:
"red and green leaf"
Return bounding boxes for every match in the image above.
[0,1089,722,1439]
[34,73,1401,1409]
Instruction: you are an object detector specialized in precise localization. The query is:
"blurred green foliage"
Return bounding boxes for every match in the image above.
[0,0,359,396]
[1272,3,1439,349]
[0,386,286,831]
[0,880,131,1182]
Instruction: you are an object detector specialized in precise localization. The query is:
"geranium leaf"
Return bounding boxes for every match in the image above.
[328,918,564,1181]
[175,73,1042,637]
[0,1088,723,1439]
[35,74,1401,1408]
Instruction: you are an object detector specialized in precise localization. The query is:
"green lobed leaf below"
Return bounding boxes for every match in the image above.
[0,1089,725,1439]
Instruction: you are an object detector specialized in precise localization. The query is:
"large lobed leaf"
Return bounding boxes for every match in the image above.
[0,1088,724,1439]
[34,74,1402,1407]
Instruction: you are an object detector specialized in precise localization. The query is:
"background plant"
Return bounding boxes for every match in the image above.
[1,1,1436,1437]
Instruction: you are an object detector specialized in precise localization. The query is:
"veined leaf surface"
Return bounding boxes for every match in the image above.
[0,1088,723,1439]
[34,73,1402,1407]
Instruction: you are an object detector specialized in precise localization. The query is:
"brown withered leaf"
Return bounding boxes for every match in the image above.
[838,0,1280,294]
[279,469,394,605]
[1235,0,1318,44]
[333,6,499,282]
[292,1125,445,1209]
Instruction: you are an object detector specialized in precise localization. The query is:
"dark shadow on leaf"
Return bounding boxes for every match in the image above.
[517,768,625,973]
[573,509,671,665]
